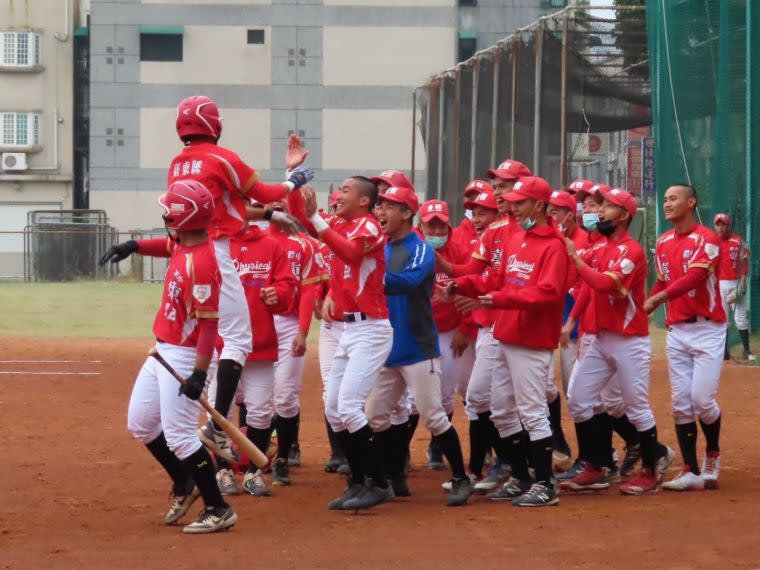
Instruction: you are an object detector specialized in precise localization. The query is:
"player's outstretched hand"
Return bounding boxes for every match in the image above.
[301,186,318,218]
[178,369,207,401]
[287,166,314,190]
[456,295,481,313]
[285,134,309,170]
[292,330,307,357]
[99,240,138,266]
[270,210,300,235]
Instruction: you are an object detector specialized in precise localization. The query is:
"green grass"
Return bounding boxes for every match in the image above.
[0,282,162,338]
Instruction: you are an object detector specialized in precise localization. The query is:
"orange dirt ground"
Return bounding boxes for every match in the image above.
[2,337,760,569]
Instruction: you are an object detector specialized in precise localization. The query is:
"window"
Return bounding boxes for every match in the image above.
[0,31,41,68]
[0,113,41,147]
[140,30,183,62]
[247,29,265,45]
[458,34,477,63]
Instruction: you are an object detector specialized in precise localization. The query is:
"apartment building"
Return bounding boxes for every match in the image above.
[89,0,561,231]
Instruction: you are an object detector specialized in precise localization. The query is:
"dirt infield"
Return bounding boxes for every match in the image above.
[3,337,760,569]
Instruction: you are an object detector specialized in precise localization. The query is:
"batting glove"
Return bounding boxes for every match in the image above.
[99,240,138,266]
[178,369,207,401]
[286,166,314,190]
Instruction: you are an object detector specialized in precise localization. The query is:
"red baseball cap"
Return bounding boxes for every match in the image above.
[504,176,552,203]
[576,182,612,204]
[420,200,449,223]
[329,190,340,207]
[549,190,577,212]
[371,170,413,191]
[714,213,730,225]
[379,186,419,214]
[595,187,638,218]
[486,159,532,181]
[464,179,494,199]
[464,191,498,211]
[566,178,595,195]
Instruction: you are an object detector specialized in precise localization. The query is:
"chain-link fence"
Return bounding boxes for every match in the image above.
[413,4,650,223]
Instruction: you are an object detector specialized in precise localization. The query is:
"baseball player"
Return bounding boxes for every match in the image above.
[451,179,493,252]
[645,183,726,491]
[214,219,298,497]
[162,98,313,464]
[452,176,568,507]
[299,180,393,510]
[714,213,754,360]
[561,187,674,495]
[365,186,474,507]
[106,180,236,534]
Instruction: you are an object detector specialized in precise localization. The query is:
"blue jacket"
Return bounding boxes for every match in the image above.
[384,231,440,367]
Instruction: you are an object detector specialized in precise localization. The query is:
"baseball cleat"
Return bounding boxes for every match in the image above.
[447,477,474,507]
[511,480,559,507]
[392,477,411,497]
[559,463,610,492]
[605,463,622,485]
[662,467,705,491]
[474,460,511,493]
[324,454,348,473]
[619,467,659,495]
[328,483,365,510]
[164,484,200,525]
[487,477,532,501]
[427,446,446,471]
[197,421,239,464]
[655,445,676,483]
[441,471,479,491]
[271,458,291,486]
[556,458,585,481]
[701,451,720,489]
[620,444,642,477]
[182,505,237,534]
[242,469,271,497]
[343,480,395,510]
[216,468,239,496]
[337,462,352,475]
[288,443,301,467]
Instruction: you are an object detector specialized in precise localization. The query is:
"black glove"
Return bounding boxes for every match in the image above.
[178,369,207,401]
[99,240,139,266]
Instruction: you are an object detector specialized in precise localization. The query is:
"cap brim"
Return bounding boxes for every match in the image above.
[486,169,519,180]
[370,176,392,186]
[504,190,529,203]
[421,212,449,223]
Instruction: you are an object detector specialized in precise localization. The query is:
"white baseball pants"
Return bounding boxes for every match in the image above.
[239,361,276,430]
[318,320,344,394]
[213,238,253,366]
[567,332,655,431]
[666,321,725,425]
[273,314,307,419]
[438,329,476,415]
[464,328,499,421]
[546,341,577,401]
[576,333,626,418]
[367,359,451,436]
[719,279,749,330]
[491,343,554,441]
[127,343,210,460]
[324,318,393,433]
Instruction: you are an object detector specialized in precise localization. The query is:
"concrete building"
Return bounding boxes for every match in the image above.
[0,1,83,271]
[89,0,562,231]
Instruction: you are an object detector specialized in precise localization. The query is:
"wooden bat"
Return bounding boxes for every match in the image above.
[149,349,269,469]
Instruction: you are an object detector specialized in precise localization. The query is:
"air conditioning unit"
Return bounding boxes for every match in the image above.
[1,153,28,172]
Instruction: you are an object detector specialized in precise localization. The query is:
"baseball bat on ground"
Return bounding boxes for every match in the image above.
[149,348,269,469]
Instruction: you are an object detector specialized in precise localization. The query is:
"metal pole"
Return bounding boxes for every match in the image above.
[453,68,462,206]
[532,18,544,174]
[470,60,479,180]
[411,88,417,189]
[510,39,518,156]
[490,52,500,166]
[560,12,569,188]
[437,79,445,200]
[746,0,755,319]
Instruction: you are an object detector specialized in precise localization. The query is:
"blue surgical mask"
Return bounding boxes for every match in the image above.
[464,209,473,220]
[425,235,448,250]
[519,204,538,230]
[582,213,599,231]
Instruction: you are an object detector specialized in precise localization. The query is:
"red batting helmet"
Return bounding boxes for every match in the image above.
[176,96,223,141]
[159,180,215,231]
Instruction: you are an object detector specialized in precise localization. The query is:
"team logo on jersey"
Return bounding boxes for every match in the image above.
[171,203,185,212]
[704,243,720,260]
[620,258,635,275]
[506,254,535,276]
[193,284,212,303]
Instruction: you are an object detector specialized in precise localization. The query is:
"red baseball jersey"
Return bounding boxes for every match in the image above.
[328,214,388,319]
[153,241,220,347]
[167,142,285,240]
[471,216,518,274]
[432,233,475,334]
[565,225,590,297]
[654,224,726,325]
[574,231,607,334]
[230,226,297,361]
[452,217,479,253]
[717,233,749,280]
[489,225,568,349]
[588,232,648,336]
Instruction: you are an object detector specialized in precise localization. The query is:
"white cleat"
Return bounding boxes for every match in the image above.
[701,452,720,490]
[662,467,705,491]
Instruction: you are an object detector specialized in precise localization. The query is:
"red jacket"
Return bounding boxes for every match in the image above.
[457,224,568,350]
[451,217,479,254]
[431,232,477,338]
[228,225,298,361]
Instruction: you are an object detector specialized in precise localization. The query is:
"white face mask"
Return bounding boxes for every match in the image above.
[464,209,473,220]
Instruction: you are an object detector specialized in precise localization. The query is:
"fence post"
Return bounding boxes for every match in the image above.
[411,88,417,189]
[453,68,462,203]
[437,79,445,200]
[533,18,544,174]
[560,12,569,189]
[470,59,479,181]
[510,39,518,156]
[490,52,500,167]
